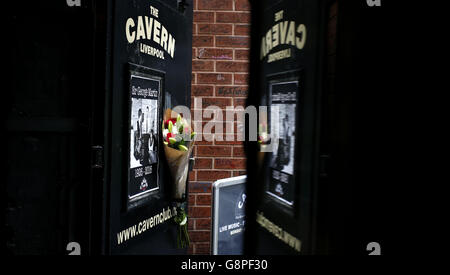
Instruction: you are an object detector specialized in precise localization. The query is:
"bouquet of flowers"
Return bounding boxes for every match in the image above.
[162,109,195,249]
[162,108,196,200]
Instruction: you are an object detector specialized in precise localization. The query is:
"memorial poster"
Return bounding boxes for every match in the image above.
[267,80,298,206]
[128,72,161,202]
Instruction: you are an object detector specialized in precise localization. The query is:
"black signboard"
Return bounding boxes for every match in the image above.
[127,64,163,209]
[245,0,325,254]
[212,176,247,255]
[267,75,300,207]
[107,0,193,255]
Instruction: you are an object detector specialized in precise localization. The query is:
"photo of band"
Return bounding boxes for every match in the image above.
[130,98,158,168]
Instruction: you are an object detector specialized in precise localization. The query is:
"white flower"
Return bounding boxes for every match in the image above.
[163,129,169,139]
[172,125,179,135]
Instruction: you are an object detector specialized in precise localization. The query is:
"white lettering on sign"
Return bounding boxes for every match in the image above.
[219,221,245,236]
[125,6,176,59]
[256,211,302,252]
[117,207,177,245]
[260,10,307,62]
[274,10,284,22]
[150,5,159,17]
[272,92,296,102]
[131,85,159,97]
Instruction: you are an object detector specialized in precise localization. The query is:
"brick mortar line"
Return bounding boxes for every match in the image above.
[210,10,251,14]
[192,96,247,99]
[212,34,250,37]
[214,60,250,63]
[211,157,246,159]
[192,46,242,50]
[192,46,250,51]
[192,84,249,86]
[195,168,244,171]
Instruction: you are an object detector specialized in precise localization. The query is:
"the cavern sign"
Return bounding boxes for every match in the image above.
[260,9,307,63]
[125,5,176,60]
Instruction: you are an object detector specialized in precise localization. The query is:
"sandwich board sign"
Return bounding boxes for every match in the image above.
[212,176,247,255]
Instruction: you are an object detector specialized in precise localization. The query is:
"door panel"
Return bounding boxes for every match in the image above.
[106,0,193,254]
[245,0,326,255]
[6,2,95,254]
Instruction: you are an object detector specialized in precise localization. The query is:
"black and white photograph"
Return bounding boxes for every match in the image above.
[128,74,161,200]
[130,98,158,169]
[267,80,298,206]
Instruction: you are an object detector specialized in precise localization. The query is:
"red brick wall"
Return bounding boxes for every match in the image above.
[189,0,251,255]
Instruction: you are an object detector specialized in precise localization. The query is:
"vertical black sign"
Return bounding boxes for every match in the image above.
[267,80,299,206]
[128,69,162,204]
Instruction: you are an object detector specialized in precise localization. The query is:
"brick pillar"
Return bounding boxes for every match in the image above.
[189,0,251,255]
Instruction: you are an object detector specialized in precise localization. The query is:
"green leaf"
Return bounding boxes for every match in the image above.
[178,144,188,151]
[168,121,173,133]
[169,137,177,144]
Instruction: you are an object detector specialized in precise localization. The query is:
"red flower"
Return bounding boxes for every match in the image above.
[166,132,174,142]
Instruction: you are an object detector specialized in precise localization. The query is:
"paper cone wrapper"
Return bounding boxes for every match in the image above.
[163,109,195,200]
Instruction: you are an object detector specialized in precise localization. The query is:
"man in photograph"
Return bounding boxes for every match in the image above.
[140,105,151,166]
[275,113,291,171]
[134,108,143,161]
[148,128,157,164]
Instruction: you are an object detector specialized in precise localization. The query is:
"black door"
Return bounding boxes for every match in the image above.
[5,0,193,255]
[103,0,193,254]
[5,2,96,255]
[245,0,389,255]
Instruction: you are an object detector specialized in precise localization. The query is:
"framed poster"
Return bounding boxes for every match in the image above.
[127,64,164,209]
[266,71,302,208]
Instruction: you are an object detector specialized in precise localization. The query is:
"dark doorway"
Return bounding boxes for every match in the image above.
[5,2,96,255]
